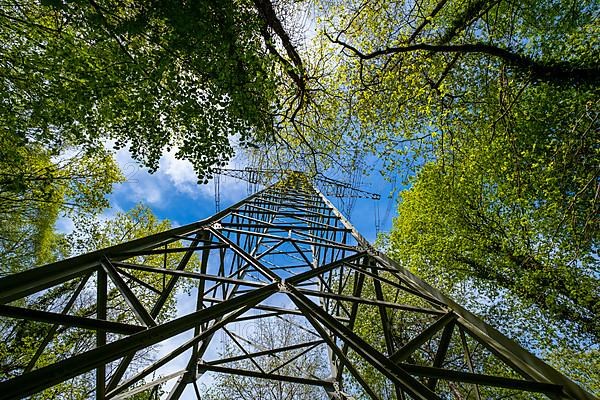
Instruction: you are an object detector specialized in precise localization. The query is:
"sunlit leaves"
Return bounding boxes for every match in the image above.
[0,131,123,274]
[1,0,279,181]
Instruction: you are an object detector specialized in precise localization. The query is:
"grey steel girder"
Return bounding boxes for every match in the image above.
[0,174,595,400]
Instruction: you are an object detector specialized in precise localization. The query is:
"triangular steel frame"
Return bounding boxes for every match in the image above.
[0,173,594,399]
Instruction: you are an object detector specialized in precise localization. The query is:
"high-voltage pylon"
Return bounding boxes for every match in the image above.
[0,173,595,399]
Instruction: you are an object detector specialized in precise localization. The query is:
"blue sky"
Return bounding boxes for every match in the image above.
[72,147,405,398]
[105,147,403,243]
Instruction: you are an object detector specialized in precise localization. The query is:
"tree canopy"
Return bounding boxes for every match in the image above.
[1,0,598,396]
[294,0,597,394]
[0,130,122,275]
[279,0,600,344]
[1,0,300,180]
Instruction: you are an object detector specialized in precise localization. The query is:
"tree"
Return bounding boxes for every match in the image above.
[0,130,123,275]
[0,204,198,398]
[0,0,313,181]
[386,84,599,336]
[203,315,329,400]
[294,0,600,334]
[291,0,599,395]
[2,0,598,395]
[386,159,599,395]
[256,0,598,171]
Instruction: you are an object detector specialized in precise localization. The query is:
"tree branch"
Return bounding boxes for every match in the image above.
[327,35,599,84]
[407,0,449,43]
[254,0,305,87]
[439,0,500,44]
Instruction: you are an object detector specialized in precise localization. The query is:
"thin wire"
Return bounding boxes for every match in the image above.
[214,174,221,213]
[382,175,397,225]
[375,200,381,235]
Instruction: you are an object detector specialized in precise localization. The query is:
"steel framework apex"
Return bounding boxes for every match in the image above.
[0,172,595,400]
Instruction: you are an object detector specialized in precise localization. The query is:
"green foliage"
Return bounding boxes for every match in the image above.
[0,131,123,274]
[261,0,599,174]
[1,0,279,181]
[545,347,600,395]
[339,269,552,399]
[386,78,599,387]
[0,0,597,396]
[66,204,198,321]
[388,82,599,337]
[0,205,194,397]
[307,0,599,395]
[388,156,599,394]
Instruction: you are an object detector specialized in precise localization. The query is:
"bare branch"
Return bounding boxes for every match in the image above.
[327,34,600,84]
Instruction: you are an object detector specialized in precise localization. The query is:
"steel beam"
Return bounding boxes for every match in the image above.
[198,364,332,386]
[389,312,456,363]
[287,285,441,400]
[96,267,107,400]
[101,259,157,327]
[0,304,144,335]
[0,283,278,399]
[399,364,563,394]
[0,173,593,400]
[24,273,91,372]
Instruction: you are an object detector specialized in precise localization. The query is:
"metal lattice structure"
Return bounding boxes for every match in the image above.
[214,168,381,200]
[0,173,595,399]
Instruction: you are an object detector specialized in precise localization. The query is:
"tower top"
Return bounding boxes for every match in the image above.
[215,167,381,199]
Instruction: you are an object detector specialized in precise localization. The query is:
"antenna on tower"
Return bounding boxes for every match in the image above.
[212,168,381,203]
[214,173,221,213]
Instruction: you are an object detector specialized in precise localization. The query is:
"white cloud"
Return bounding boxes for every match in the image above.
[159,151,200,197]
[111,147,166,207]
[106,142,259,217]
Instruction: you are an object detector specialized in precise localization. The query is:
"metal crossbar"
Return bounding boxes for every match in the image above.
[0,174,594,400]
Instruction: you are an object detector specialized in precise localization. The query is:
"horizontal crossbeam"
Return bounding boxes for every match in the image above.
[0,305,145,335]
[0,283,278,399]
[198,364,333,387]
[400,364,564,394]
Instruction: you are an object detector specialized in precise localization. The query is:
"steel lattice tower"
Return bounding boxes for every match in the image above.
[0,173,594,399]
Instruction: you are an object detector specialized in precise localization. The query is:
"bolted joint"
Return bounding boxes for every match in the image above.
[278,280,289,292]
[358,243,376,253]
[197,360,207,374]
